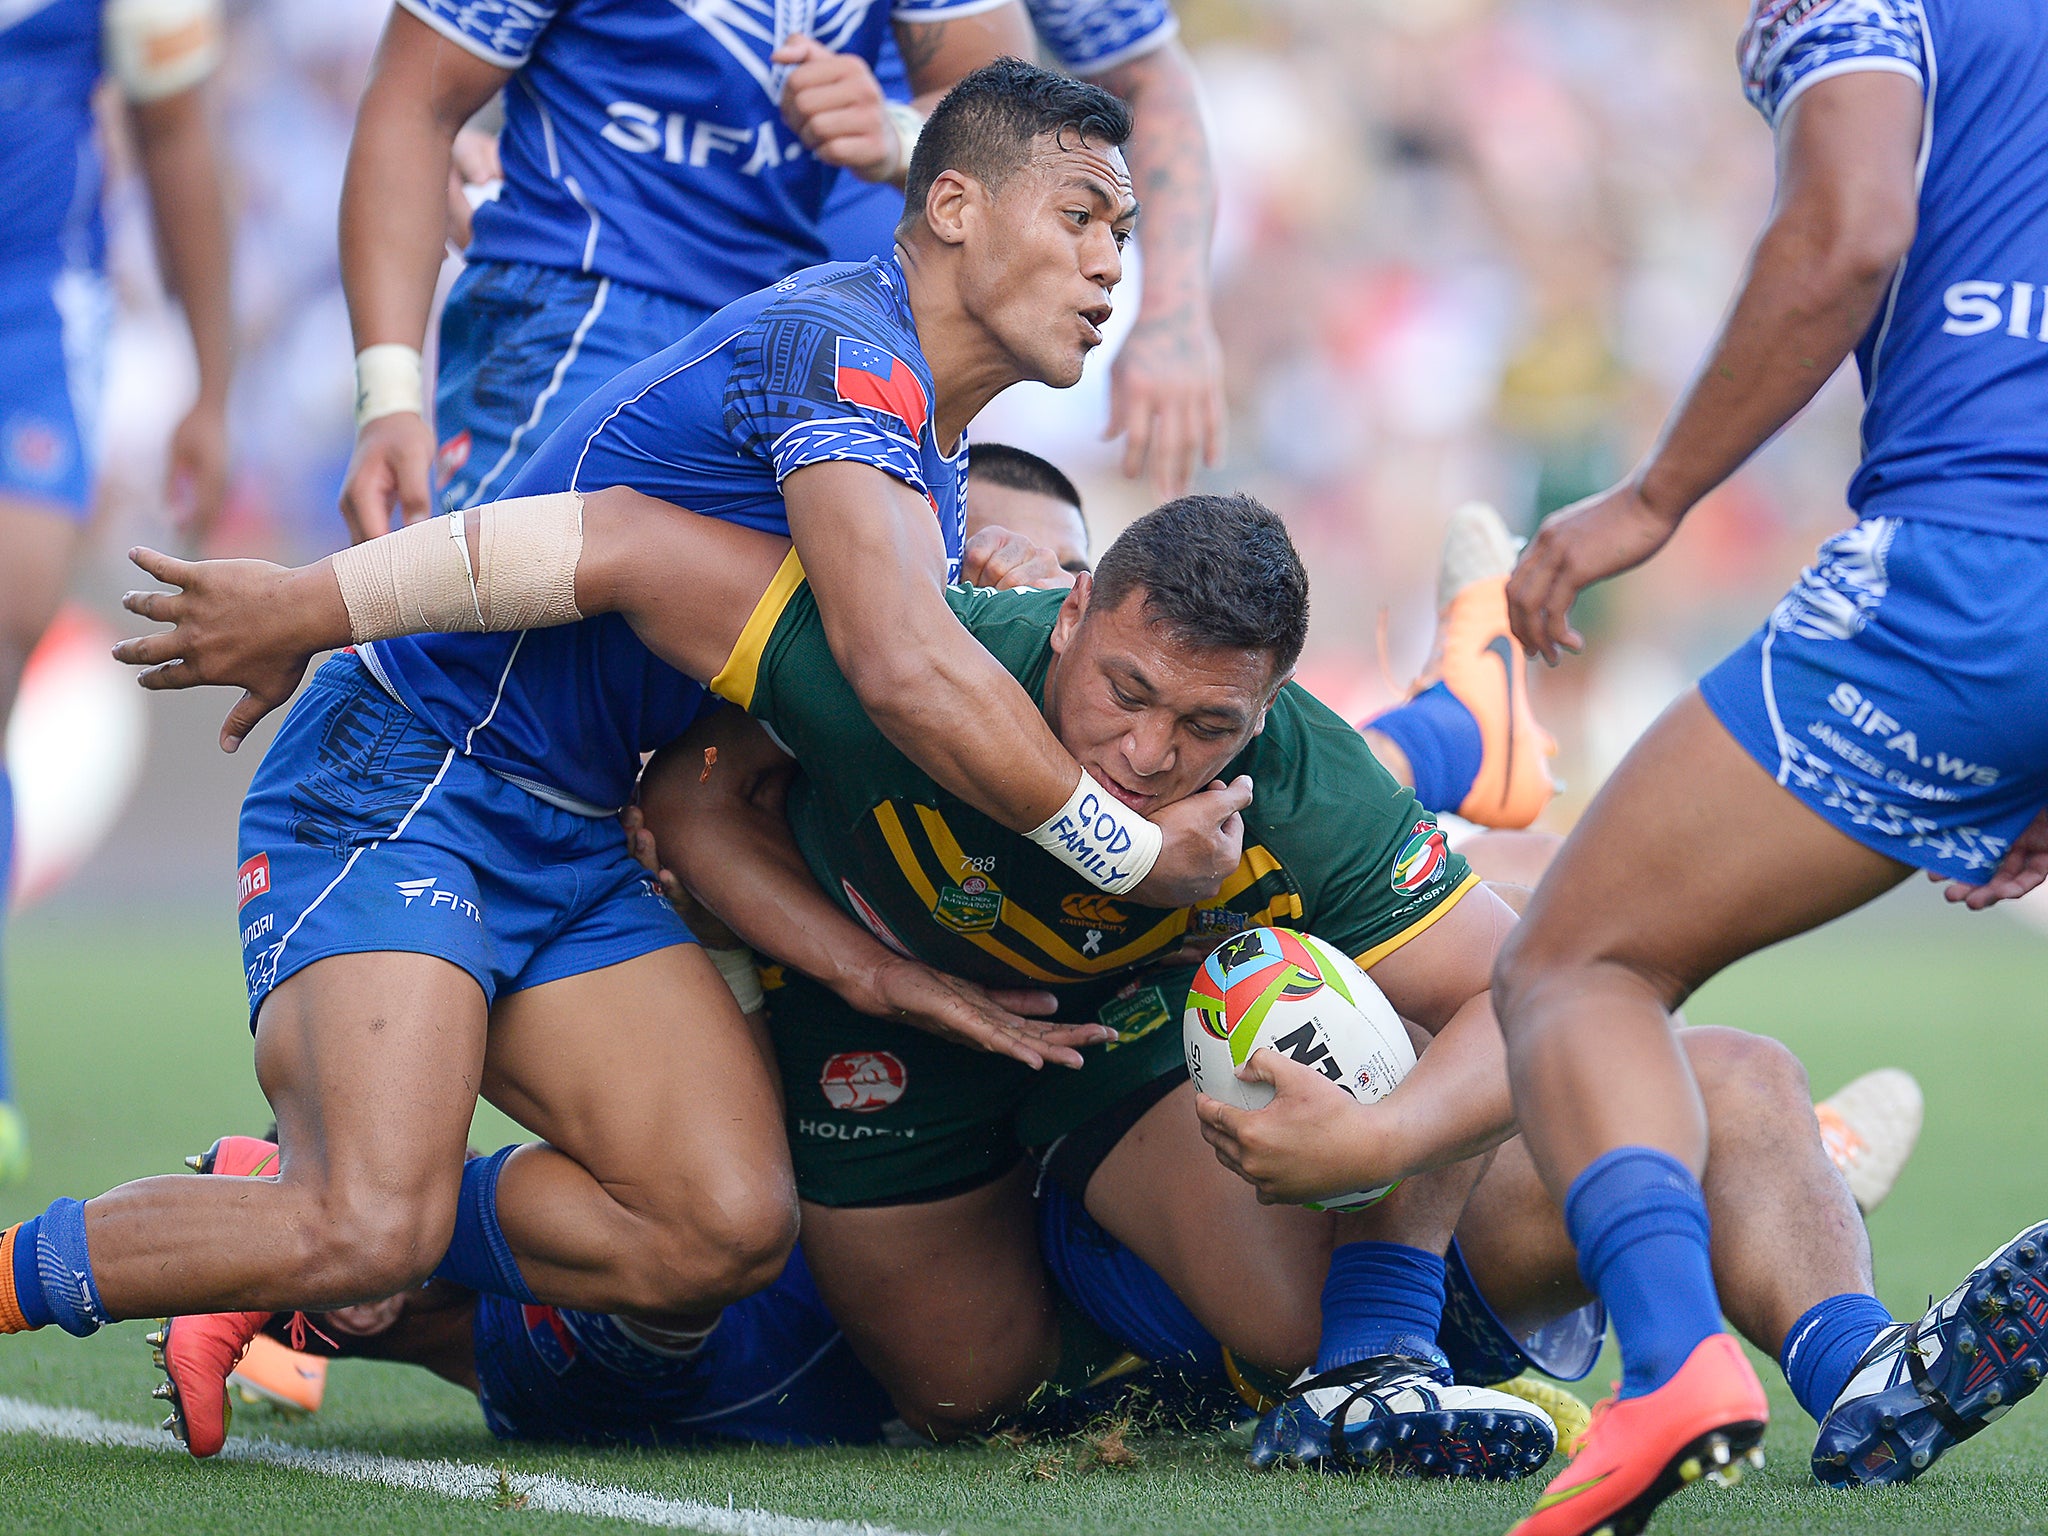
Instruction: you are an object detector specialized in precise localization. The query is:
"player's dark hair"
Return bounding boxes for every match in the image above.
[1090,494,1310,676]
[968,443,1086,524]
[900,58,1133,235]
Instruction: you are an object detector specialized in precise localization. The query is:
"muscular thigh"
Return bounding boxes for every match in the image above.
[482,943,791,1209]
[798,1165,1057,1434]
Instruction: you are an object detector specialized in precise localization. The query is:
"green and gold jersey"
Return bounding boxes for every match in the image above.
[712,554,1477,1008]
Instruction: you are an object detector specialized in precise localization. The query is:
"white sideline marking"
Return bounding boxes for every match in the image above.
[0,1396,928,1535]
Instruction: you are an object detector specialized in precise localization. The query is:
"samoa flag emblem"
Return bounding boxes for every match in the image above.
[1392,820,1450,893]
[834,337,929,439]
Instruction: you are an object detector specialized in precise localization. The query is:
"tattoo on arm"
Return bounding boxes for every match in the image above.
[895,19,948,80]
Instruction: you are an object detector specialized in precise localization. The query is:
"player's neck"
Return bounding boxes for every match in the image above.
[896,239,1028,449]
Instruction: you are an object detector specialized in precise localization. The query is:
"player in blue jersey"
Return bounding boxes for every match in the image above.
[18,62,1247,1463]
[0,0,233,1182]
[821,0,1224,497]
[334,0,1032,542]
[1492,4,2048,1532]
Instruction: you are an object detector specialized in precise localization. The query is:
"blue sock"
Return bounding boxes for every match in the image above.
[1316,1241,1449,1374]
[9,1214,51,1328]
[432,1147,538,1304]
[1363,683,1483,814]
[0,765,14,1103]
[23,1199,110,1335]
[1565,1147,1722,1398]
[1035,1180,1221,1371]
[1780,1293,1894,1422]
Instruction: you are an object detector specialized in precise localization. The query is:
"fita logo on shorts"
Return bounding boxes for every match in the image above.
[1392,820,1449,893]
[237,853,271,910]
[818,1051,907,1113]
[4,415,68,485]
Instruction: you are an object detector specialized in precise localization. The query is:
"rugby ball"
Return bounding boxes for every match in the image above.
[1183,926,1415,1211]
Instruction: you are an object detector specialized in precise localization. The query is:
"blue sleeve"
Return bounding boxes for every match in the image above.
[1025,0,1177,75]
[889,0,1020,22]
[394,0,558,69]
[1739,0,1926,128]
[722,304,932,496]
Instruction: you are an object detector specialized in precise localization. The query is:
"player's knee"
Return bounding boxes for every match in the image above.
[628,1179,799,1312]
[1213,1310,1317,1378]
[1685,1026,1811,1118]
[288,1184,454,1303]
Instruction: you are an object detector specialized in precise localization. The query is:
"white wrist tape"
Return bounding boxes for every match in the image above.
[330,491,584,643]
[1025,771,1162,896]
[704,945,766,1016]
[354,344,425,429]
[884,101,925,181]
[105,0,222,103]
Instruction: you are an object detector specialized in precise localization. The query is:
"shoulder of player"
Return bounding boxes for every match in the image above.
[1233,682,1402,828]
[948,583,1066,653]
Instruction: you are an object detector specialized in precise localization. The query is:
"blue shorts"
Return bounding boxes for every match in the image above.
[473,1247,890,1446]
[432,260,712,513]
[1700,517,2048,881]
[0,265,108,515]
[236,651,690,1023]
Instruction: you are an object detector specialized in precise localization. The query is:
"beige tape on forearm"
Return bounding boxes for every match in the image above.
[331,492,584,643]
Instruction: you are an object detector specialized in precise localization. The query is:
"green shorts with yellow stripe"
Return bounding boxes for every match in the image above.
[769,965,1195,1208]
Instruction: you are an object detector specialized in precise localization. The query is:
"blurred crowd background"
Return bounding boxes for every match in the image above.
[54,0,1872,903]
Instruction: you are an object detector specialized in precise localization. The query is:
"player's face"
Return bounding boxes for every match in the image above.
[1045,579,1281,815]
[964,480,1091,572]
[965,135,1136,388]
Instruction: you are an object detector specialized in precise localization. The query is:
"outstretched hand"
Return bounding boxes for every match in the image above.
[1194,1047,1384,1204]
[114,547,331,753]
[1932,807,2048,910]
[1506,483,1681,665]
[855,959,1112,1071]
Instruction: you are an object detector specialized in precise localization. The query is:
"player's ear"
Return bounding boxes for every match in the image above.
[1049,572,1092,656]
[922,169,978,247]
[1250,666,1291,737]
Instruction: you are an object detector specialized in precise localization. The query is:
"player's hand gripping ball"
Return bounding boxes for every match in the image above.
[1183,926,1415,1210]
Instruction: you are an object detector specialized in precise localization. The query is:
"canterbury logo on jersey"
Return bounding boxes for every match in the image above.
[870,800,1302,983]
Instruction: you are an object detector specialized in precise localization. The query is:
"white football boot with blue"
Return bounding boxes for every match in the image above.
[1249,1352,1556,1478]
[1814,1221,2048,1487]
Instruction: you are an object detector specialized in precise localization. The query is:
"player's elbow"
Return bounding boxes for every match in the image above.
[839,640,928,732]
[1772,189,1918,303]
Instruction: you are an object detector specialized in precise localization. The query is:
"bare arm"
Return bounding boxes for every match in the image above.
[130,84,234,538]
[337,9,510,541]
[1508,71,1924,663]
[1194,889,1520,1202]
[642,710,1109,1069]
[1092,41,1223,498]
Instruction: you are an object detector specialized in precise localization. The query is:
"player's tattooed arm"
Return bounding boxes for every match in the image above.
[1508,70,1923,664]
[1195,888,1520,1203]
[641,712,1112,1070]
[1091,42,1224,498]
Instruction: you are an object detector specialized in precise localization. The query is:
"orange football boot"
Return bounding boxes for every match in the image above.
[229,1332,327,1414]
[1506,1334,1767,1536]
[1410,503,1558,829]
[150,1136,283,1456]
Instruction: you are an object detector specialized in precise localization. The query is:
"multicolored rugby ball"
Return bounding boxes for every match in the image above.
[1183,926,1416,1211]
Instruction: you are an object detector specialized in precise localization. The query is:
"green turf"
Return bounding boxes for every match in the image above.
[2,901,2046,1534]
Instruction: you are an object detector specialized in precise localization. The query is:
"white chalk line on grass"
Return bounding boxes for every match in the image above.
[0,1395,931,1536]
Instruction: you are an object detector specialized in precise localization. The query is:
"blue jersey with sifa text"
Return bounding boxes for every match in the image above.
[364,255,966,815]
[401,0,1007,308]
[1741,0,2048,534]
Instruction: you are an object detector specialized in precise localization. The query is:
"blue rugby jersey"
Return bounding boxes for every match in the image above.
[365,255,967,815]
[1741,0,2048,534]
[0,0,112,279]
[402,0,1009,308]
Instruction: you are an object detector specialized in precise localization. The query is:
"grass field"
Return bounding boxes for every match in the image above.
[3,898,2046,1535]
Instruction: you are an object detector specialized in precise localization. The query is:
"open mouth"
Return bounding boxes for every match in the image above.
[1079,304,1112,345]
[1095,768,1156,813]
